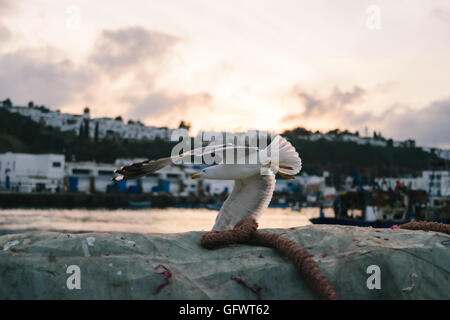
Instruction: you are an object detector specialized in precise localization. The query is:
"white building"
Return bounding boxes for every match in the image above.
[421,171,450,197]
[5,105,175,141]
[0,152,65,192]
[340,134,388,147]
[298,132,392,147]
[65,161,117,193]
[309,133,334,142]
[64,157,235,196]
[341,134,366,144]
[374,170,450,197]
[393,140,415,148]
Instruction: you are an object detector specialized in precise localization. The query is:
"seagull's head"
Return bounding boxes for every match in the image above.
[191,166,228,180]
[191,168,208,180]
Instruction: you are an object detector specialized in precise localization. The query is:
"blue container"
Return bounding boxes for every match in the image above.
[151,186,162,193]
[128,185,140,194]
[118,180,127,192]
[69,176,78,192]
[162,180,170,193]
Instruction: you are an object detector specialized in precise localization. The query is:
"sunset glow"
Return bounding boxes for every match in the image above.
[1,0,449,147]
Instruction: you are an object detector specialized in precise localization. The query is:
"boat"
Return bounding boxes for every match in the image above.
[174,203,194,208]
[269,202,289,208]
[128,201,151,208]
[205,202,223,210]
[310,167,449,227]
[310,188,445,228]
[310,217,408,228]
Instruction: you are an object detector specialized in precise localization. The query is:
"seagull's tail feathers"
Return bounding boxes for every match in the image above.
[112,157,172,181]
[262,135,302,177]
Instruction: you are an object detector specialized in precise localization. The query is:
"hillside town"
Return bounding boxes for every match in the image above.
[0,101,176,141]
[1,100,449,161]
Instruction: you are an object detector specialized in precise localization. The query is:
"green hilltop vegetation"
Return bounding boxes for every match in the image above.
[281,128,446,182]
[0,108,176,164]
[0,107,447,183]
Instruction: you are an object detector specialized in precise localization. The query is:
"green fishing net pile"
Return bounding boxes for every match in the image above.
[0,225,448,299]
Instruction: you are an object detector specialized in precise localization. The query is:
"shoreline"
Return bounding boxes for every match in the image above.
[0,192,305,209]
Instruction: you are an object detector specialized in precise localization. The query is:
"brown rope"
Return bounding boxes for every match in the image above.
[399,221,450,235]
[200,217,339,300]
[200,218,449,300]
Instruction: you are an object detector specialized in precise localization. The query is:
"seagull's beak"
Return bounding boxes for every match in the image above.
[191,173,201,180]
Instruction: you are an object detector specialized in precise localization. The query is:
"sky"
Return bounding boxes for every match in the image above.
[0,0,449,148]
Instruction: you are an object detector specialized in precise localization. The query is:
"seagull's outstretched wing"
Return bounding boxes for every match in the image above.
[113,157,173,181]
[212,173,276,231]
[113,143,257,181]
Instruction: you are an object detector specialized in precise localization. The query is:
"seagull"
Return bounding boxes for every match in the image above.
[113,135,302,230]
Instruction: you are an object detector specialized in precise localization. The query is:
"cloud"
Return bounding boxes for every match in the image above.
[283,84,450,148]
[381,98,450,147]
[431,7,450,24]
[282,85,367,120]
[0,0,13,45]
[86,26,212,123]
[89,27,178,75]
[127,91,213,125]
[0,48,94,106]
[0,24,213,126]
[0,0,13,15]
[0,23,9,41]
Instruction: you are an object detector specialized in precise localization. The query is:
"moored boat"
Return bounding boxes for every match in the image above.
[128,200,151,208]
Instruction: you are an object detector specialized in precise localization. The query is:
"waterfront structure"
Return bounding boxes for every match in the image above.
[374,170,450,197]
[1,150,447,199]
[65,159,233,196]
[65,161,117,193]
[0,152,65,192]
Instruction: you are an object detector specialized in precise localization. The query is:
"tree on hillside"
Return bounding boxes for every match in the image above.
[327,129,340,136]
[28,101,34,108]
[387,139,393,147]
[179,120,191,132]
[94,122,99,141]
[2,98,12,107]
[38,105,50,113]
[84,119,90,138]
[283,127,312,137]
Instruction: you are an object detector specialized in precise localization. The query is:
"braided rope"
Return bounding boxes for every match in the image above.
[399,221,450,235]
[200,217,339,300]
[200,218,449,300]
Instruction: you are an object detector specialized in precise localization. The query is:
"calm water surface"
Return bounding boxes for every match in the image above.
[0,207,334,234]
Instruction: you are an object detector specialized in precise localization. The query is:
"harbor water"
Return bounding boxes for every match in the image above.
[0,207,334,234]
